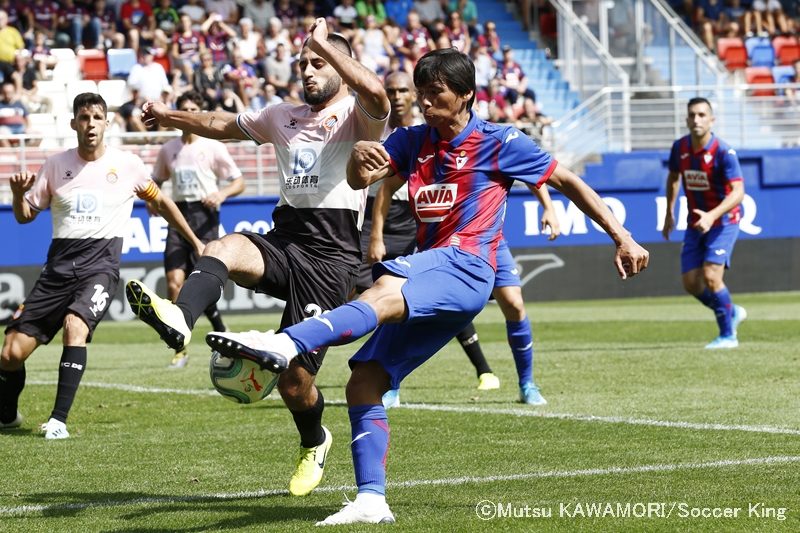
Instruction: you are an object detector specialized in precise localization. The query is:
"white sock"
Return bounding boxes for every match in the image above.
[355,492,386,506]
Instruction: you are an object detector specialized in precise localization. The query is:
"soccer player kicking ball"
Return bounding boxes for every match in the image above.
[662,97,746,349]
[124,19,389,497]
[208,49,649,525]
[0,93,203,439]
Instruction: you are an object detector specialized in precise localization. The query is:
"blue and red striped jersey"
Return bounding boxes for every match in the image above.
[668,133,743,228]
[383,111,556,269]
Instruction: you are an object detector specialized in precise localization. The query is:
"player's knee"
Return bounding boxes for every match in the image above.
[1,337,33,369]
[346,362,389,404]
[62,314,89,345]
[277,367,314,402]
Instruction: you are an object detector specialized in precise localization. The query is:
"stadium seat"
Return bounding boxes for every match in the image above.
[772,36,800,65]
[50,48,80,84]
[78,49,109,81]
[36,80,69,113]
[67,80,100,107]
[153,52,171,74]
[744,66,776,96]
[27,113,58,148]
[106,48,138,79]
[716,38,747,70]
[772,65,796,84]
[98,79,131,110]
[745,36,775,67]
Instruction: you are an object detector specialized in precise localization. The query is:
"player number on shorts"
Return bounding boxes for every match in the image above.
[89,284,110,317]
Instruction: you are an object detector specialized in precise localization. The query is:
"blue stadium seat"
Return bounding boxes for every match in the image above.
[745,36,776,67]
[107,48,138,79]
[772,65,796,84]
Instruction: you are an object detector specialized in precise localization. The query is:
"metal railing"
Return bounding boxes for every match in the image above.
[0,131,280,204]
[546,82,800,171]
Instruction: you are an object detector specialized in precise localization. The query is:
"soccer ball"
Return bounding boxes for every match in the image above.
[209,350,279,404]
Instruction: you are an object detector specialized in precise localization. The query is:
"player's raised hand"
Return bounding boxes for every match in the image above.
[307,17,329,50]
[614,237,649,280]
[141,100,169,129]
[9,172,36,196]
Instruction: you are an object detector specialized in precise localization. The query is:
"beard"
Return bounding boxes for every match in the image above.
[304,76,341,106]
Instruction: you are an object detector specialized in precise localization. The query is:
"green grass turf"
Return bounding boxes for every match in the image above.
[1,292,798,531]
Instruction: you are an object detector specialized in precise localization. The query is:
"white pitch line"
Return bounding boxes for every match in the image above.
[27,381,800,436]
[1,455,798,517]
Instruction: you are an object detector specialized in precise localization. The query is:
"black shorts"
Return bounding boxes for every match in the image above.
[240,231,358,374]
[164,201,220,273]
[5,269,120,344]
[356,216,416,292]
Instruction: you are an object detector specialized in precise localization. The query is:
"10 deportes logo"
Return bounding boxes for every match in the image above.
[474,500,788,521]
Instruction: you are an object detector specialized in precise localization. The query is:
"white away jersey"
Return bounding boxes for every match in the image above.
[24,146,158,275]
[236,94,387,265]
[153,137,242,202]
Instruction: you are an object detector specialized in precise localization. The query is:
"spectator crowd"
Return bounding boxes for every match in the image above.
[0,0,552,143]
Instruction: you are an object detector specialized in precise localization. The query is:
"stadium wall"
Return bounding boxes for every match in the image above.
[1,149,798,320]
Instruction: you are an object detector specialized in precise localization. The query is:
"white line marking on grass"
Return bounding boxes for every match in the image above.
[27,382,800,436]
[399,403,800,436]
[1,455,798,517]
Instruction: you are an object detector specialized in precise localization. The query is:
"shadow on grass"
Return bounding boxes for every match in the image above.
[5,490,334,530]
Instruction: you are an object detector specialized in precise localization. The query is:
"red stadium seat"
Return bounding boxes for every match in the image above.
[717,37,748,70]
[772,36,800,66]
[745,66,775,96]
[77,49,108,81]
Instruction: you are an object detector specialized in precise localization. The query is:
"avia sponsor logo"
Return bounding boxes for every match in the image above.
[682,169,710,191]
[414,183,457,222]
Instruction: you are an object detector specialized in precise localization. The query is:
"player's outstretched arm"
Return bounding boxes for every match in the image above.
[368,174,406,264]
[527,182,560,240]
[306,18,389,119]
[10,172,37,223]
[141,101,249,141]
[547,163,649,278]
[662,171,681,240]
[347,140,395,190]
[147,189,206,256]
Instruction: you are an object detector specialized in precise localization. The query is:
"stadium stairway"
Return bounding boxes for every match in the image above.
[474,0,580,119]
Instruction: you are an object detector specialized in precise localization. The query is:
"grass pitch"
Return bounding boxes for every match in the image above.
[1,292,799,532]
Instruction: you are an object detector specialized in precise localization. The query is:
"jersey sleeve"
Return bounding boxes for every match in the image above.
[23,159,52,211]
[212,141,243,182]
[497,126,556,187]
[721,146,743,182]
[353,95,389,143]
[668,139,680,173]
[382,126,412,180]
[236,105,273,145]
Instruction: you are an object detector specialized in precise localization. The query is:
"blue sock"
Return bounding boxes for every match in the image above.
[506,318,533,386]
[694,288,715,309]
[711,288,734,337]
[349,404,390,495]
[283,301,378,354]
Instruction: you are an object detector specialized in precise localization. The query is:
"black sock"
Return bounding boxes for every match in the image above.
[290,388,325,448]
[204,303,226,331]
[0,366,26,423]
[457,323,492,377]
[50,346,87,423]
[176,256,229,329]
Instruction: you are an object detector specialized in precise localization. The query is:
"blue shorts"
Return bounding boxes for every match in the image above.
[681,224,739,273]
[350,247,495,388]
[494,239,521,288]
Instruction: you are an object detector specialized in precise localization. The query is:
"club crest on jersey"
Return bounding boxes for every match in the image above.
[703,153,713,164]
[322,114,338,131]
[455,150,468,170]
[106,170,118,183]
[414,183,458,222]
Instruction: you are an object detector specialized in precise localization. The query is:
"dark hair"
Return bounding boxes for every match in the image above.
[73,92,107,116]
[687,96,712,113]
[176,90,205,110]
[414,48,476,108]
